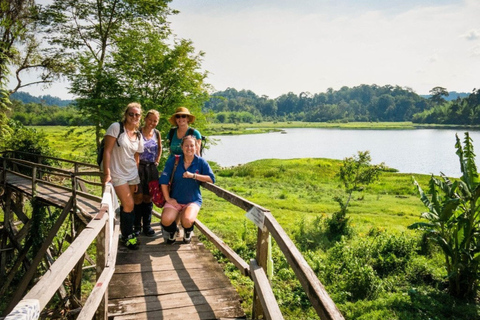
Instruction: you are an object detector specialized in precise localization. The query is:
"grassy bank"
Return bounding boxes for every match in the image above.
[199,159,478,319]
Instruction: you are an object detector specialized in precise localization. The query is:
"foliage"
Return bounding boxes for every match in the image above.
[328,151,384,239]
[41,0,176,146]
[1,120,57,167]
[410,132,480,299]
[1,0,64,94]
[204,85,431,122]
[11,91,74,106]
[413,88,480,125]
[110,21,210,134]
[8,100,90,126]
[429,86,449,106]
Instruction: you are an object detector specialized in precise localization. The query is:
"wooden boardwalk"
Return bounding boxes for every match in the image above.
[110,226,245,319]
[3,171,246,319]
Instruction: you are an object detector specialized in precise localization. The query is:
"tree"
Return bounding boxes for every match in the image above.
[429,86,449,105]
[41,0,179,146]
[328,151,384,239]
[410,132,480,299]
[110,23,209,132]
[0,0,67,142]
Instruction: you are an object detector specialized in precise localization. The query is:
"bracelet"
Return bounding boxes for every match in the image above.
[193,173,197,180]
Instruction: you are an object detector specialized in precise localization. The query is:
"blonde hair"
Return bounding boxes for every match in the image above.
[122,102,142,129]
[144,109,160,120]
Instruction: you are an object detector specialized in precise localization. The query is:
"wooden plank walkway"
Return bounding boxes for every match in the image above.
[110,226,246,319]
[3,171,246,320]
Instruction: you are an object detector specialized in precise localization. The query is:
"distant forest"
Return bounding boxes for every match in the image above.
[10,91,74,107]
[8,85,479,126]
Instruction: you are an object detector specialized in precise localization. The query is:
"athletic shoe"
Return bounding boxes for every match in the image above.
[122,234,139,250]
[143,227,155,237]
[133,226,141,237]
[166,227,179,245]
[183,231,192,244]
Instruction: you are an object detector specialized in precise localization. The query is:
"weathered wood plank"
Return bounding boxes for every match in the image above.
[112,303,245,320]
[250,259,283,320]
[109,230,245,319]
[109,288,242,317]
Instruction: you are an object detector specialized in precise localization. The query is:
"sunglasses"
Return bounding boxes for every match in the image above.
[176,115,188,119]
[128,112,141,117]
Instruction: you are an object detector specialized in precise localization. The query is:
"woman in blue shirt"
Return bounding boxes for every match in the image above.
[159,135,215,244]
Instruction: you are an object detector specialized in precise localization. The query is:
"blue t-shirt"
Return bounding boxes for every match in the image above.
[169,127,202,157]
[159,154,215,206]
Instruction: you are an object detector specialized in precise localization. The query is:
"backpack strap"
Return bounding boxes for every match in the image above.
[167,128,175,147]
[169,155,181,188]
[116,122,124,147]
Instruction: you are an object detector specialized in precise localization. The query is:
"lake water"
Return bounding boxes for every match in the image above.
[202,128,480,178]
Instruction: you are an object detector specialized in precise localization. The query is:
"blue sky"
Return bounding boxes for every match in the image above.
[17,0,480,99]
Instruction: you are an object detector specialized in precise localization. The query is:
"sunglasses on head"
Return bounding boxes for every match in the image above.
[128,112,141,117]
[176,114,188,119]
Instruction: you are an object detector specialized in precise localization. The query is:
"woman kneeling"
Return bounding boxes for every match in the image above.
[159,135,215,244]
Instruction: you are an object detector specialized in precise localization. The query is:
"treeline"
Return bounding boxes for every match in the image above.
[205,85,478,124]
[7,100,91,126]
[10,91,74,107]
[205,84,429,123]
[9,85,479,126]
[413,88,480,125]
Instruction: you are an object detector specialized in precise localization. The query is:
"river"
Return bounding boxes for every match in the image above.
[202,128,480,178]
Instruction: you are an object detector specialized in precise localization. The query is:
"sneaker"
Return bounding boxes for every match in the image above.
[143,227,155,237]
[166,227,179,245]
[183,231,192,244]
[123,234,139,250]
[133,226,141,237]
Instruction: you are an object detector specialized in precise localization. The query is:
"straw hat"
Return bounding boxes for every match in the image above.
[168,107,196,126]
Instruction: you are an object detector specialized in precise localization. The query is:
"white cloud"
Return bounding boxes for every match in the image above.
[462,29,480,40]
[14,0,480,98]
[169,0,480,96]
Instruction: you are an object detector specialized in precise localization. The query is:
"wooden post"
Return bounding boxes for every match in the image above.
[71,220,86,305]
[71,173,77,210]
[95,216,109,319]
[1,188,12,280]
[31,166,37,196]
[2,157,6,189]
[252,225,270,319]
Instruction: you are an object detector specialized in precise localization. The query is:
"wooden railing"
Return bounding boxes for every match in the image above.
[1,151,344,320]
[196,183,345,320]
[1,151,119,319]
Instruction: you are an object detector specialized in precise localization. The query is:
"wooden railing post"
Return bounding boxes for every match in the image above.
[71,173,77,213]
[95,216,109,320]
[252,225,270,319]
[31,166,37,196]
[2,157,6,188]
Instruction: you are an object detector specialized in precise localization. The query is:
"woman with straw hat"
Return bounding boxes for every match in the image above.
[167,107,202,158]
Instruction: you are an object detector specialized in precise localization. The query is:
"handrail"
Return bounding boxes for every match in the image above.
[0,150,99,169]
[2,153,118,320]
